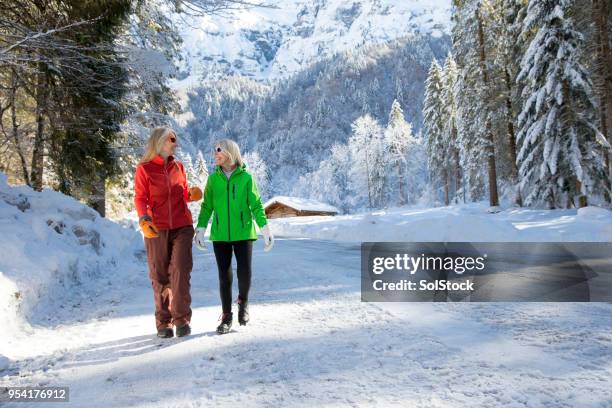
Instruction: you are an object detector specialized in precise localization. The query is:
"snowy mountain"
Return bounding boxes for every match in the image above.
[172,0,452,202]
[172,0,451,88]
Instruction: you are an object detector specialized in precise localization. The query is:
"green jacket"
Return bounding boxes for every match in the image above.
[197,163,268,241]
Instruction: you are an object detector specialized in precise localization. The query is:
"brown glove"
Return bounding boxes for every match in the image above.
[139,216,159,238]
[188,186,203,202]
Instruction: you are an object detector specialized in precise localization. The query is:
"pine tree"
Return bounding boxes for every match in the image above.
[47,0,132,216]
[452,0,500,208]
[475,3,500,208]
[424,60,450,205]
[491,0,524,206]
[441,54,462,203]
[591,0,612,194]
[183,153,197,186]
[385,99,415,205]
[453,1,484,202]
[516,0,609,208]
[195,150,209,187]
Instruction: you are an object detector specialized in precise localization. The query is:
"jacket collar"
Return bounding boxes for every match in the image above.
[151,154,174,166]
[215,163,246,175]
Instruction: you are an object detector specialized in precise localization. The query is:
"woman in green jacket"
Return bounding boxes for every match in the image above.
[194,139,274,334]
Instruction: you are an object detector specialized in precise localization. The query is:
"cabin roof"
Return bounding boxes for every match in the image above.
[263,195,339,213]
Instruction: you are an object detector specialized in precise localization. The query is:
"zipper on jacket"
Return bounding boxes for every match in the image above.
[247,178,250,208]
[232,184,235,200]
[226,181,231,241]
[164,162,173,229]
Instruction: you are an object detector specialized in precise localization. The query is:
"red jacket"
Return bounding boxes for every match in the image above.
[134,155,194,230]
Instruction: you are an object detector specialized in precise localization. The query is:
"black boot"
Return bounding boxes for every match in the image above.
[157,327,173,338]
[216,312,233,334]
[176,323,191,337]
[237,296,249,326]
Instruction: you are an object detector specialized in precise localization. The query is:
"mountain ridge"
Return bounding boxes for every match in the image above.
[172,0,451,89]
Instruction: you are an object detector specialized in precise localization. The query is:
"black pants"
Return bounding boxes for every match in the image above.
[212,240,253,313]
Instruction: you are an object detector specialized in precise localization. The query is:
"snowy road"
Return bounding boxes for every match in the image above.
[2,238,612,407]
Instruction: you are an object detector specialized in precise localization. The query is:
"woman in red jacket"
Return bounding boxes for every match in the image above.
[134,127,202,339]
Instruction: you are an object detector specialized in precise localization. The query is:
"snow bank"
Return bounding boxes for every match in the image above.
[269,201,612,242]
[0,173,143,350]
[264,195,339,213]
[577,205,610,219]
[0,354,9,372]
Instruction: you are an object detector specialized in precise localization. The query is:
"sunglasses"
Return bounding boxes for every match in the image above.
[169,137,177,144]
[215,147,223,153]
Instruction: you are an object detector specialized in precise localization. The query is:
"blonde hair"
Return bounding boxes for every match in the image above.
[140,127,176,163]
[215,139,243,167]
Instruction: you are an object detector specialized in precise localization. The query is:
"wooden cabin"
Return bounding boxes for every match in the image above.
[264,196,339,219]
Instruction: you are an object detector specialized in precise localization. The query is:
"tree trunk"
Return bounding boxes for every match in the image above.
[30,66,47,192]
[504,66,522,206]
[451,123,461,203]
[397,161,406,205]
[562,78,590,206]
[9,71,30,186]
[476,7,500,208]
[549,188,557,209]
[504,67,519,177]
[90,177,106,217]
[454,149,461,203]
[576,179,588,208]
[443,169,449,206]
[365,149,372,209]
[592,0,612,199]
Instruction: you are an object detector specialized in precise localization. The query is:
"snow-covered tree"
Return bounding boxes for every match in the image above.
[516,0,609,208]
[385,99,418,205]
[327,143,353,212]
[452,1,501,208]
[492,0,524,206]
[441,54,462,204]
[243,151,269,199]
[590,0,612,198]
[349,114,387,209]
[183,153,196,184]
[293,143,352,214]
[424,60,450,205]
[194,150,209,186]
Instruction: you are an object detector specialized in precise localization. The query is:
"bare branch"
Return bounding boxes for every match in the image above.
[0,18,98,56]
[170,0,278,17]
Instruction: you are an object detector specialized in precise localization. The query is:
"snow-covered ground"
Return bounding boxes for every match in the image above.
[269,202,612,242]
[1,176,611,407]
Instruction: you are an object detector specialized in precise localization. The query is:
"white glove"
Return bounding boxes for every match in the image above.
[194,227,207,251]
[261,224,274,252]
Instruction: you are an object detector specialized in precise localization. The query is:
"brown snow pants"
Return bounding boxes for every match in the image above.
[144,224,194,331]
